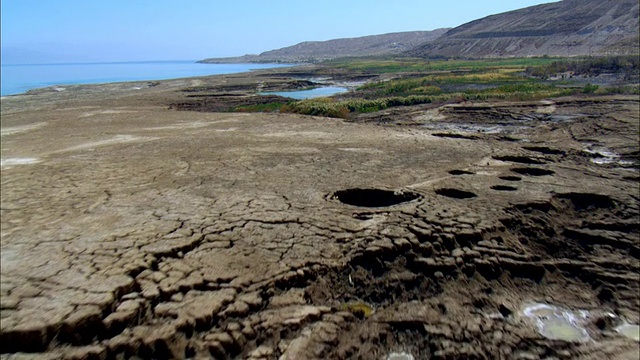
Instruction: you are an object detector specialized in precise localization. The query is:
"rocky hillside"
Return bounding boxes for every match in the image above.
[199,30,448,63]
[408,0,639,58]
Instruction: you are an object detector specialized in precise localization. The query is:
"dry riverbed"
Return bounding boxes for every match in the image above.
[1,68,639,359]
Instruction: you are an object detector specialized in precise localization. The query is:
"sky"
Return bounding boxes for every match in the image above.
[1,0,560,64]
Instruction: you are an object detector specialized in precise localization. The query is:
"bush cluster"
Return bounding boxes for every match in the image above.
[230,56,638,119]
[525,56,639,79]
[282,87,574,119]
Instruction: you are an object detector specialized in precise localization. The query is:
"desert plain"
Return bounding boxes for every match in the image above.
[1,66,639,359]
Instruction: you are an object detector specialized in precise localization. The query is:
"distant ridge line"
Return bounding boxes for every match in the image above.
[198,29,449,64]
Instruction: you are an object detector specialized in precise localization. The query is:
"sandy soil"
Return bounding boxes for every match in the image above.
[1,69,639,359]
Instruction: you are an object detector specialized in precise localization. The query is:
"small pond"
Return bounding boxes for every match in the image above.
[616,323,640,341]
[522,303,590,342]
[261,86,347,99]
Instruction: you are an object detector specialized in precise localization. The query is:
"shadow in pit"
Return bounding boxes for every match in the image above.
[435,188,477,199]
[449,170,475,175]
[491,185,518,192]
[331,189,422,208]
[511,167,555,176]
[493,155,546,165]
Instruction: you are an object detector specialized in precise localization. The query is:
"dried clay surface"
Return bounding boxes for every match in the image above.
[1,70,639,359]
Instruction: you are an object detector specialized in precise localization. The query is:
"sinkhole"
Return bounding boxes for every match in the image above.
[511,167,555,176]
[432,133,478,140]
[435,188,477,199]
[332,188,421,208]
[523,146,566,155]
[491,185,518,191]
[557,192,615,210]
[522,303,590,342]
[449,169,475,175]
[493,155,545,165]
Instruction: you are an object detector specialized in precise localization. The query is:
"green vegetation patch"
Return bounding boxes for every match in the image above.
[358,70,533,98]
[284,88,574,119]
[340,301,375,318]
[525,55,639,78]
[228,56,639,119]
[326,56,564,74]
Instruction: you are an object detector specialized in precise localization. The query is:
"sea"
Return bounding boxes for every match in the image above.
[0,61,293,96]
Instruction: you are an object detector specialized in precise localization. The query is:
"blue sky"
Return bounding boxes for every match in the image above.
[1,0,559,64]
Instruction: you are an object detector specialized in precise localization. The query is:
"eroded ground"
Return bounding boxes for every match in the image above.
[1,70,639,359]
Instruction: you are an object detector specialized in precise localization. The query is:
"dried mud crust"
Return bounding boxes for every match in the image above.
[0,91,639,360]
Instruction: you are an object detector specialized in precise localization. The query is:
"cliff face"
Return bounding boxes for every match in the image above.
[408,0,639,58]
[199,29,448,63]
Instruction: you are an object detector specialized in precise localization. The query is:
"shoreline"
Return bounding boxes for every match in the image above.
[0,61,298,97]
[0,64,327,115]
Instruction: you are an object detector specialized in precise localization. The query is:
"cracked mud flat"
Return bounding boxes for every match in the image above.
[1,72,639,359]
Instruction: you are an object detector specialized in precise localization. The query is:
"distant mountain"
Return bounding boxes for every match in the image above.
[198,30,449,64]
[408,0,639,58]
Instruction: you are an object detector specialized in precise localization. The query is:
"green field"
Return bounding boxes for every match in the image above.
[239,56,639,119]
[324,56,564,73]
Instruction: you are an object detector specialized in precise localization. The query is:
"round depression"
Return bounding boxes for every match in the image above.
[331,188,421,207]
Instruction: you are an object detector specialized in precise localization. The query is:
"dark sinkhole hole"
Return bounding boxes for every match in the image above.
[449,169,475,175]
[499,176,522,181]
[493,155,545,165]
[511,167,555,176]
[556,192,615,210]
[435,188,477,199]
[522,146,566,155]
[491,185,518,191]
[432,133,478,140]
[332,188,421,207]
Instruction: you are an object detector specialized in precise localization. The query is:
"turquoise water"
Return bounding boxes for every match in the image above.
[0,61,292,96]
[261,86,348,99]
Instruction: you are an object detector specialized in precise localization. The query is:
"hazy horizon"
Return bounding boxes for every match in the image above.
[2,0,560,64]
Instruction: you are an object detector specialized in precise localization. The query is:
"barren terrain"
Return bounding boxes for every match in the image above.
[408,0,639,58]
[1,68,639,359]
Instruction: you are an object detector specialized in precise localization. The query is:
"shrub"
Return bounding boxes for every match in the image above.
[582,84,599,94]
[526,56,639,79]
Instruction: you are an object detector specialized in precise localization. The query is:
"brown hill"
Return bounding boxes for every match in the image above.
[199,30,448,64]
[408,0,639,58]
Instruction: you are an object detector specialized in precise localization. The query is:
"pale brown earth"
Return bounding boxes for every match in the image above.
[1,69,639,359]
